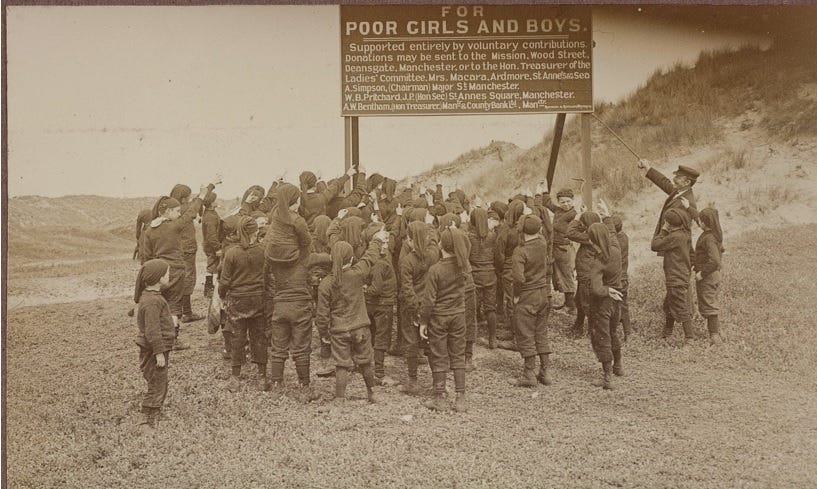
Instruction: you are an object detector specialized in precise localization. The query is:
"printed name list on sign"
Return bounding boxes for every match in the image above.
[340,5,593,116]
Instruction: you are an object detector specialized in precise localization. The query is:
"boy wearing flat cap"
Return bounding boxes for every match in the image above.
[541,186,578,315]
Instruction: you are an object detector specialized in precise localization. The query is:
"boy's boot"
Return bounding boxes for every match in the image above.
[400,356,421,395]
[181,295,204,323]
[221,331,233,360]
[465,342,475,372]
[203,275,214,299]
[138,407,158,429]
[227,366,241,392]
[486,312,498,349]
[593,362,615,389]
[424,372,448,412]
[681,321,695,345]
[497,329,518,351]
[257,363,271,392]
[268,361,285,401]
[612,349,625,377]
[515,356,538,387]
[707,316,722,345]
[453,369,467,413]
[602,362,614,390]
[564,292,577,316]
[537,353,552,386]
[374,350,386,382]
[295,361,320,403]
[571,312,585,338]
[361,365,382,403]
[334,367,349,402]
[662,317,675,340]
[173,318,190,350]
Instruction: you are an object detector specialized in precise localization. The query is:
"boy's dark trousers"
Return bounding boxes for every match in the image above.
[139,347,169,412]
[269,299,313,384]
[464,289,477,360]
[399,304,420,379]
[513,287,552,359]
[427,313,466,373]
[573,277,592,334]
[230,315,269,370]
[502,274,516,334]
[368,304,393,377]
[590,295,621,364]
[663,285,692,338]
[619,278,631,338]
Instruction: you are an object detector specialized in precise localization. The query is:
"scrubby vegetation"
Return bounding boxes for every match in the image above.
[414,45,817,204]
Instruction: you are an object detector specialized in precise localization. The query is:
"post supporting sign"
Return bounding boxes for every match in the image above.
[339,5,594,201]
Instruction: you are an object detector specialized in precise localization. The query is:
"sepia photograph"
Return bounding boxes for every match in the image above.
[3,2,817,487]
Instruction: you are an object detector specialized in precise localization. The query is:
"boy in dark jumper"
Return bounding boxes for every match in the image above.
[511,215,553,388]
[264,184,324,403]
[398,221,440,395]
[695,208,724,345]
[169,184,204,324]
[135,207,153,263]
[439,213,477,371]
[567,211,602,337]
[610,216,632,341]
[134,259,174,428]
[495,199,525,350]
[420,226,469,413]
[200,191,220,299]
[316,233,388,404]
[587,223,624,390]
[468,208,499,349]
[142,177,220,349]
[219,217,269,393]
[651,208,694,344]
[364,227,397,383]
[542,188,578,314]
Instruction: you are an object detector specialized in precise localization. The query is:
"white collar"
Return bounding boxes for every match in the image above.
[150,216,169,228]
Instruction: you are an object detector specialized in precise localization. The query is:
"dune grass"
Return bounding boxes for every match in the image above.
[423,45,817,205]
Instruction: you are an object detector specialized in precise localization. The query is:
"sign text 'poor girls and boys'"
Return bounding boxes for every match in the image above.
[340,5,593,116]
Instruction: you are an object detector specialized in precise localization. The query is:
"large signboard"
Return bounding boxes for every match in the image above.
[340,5,593,116]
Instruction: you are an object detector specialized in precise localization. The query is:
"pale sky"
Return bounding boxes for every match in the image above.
[6,5,769,199]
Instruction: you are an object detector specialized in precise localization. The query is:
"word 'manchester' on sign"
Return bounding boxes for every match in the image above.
[340,5,593,116]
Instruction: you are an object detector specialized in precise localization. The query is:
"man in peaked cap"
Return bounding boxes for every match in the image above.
[640,159,700,322]
[639,160,700,240]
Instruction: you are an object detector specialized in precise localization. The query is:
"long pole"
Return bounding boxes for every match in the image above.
[581,113,592,211]
[591,113,642,160]
[344,116,359,192]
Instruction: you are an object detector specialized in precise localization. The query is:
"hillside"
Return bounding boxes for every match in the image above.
[410,45,817,204]
[7,195,239,263]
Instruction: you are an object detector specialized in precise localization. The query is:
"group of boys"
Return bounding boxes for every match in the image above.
[135,158,705,399]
